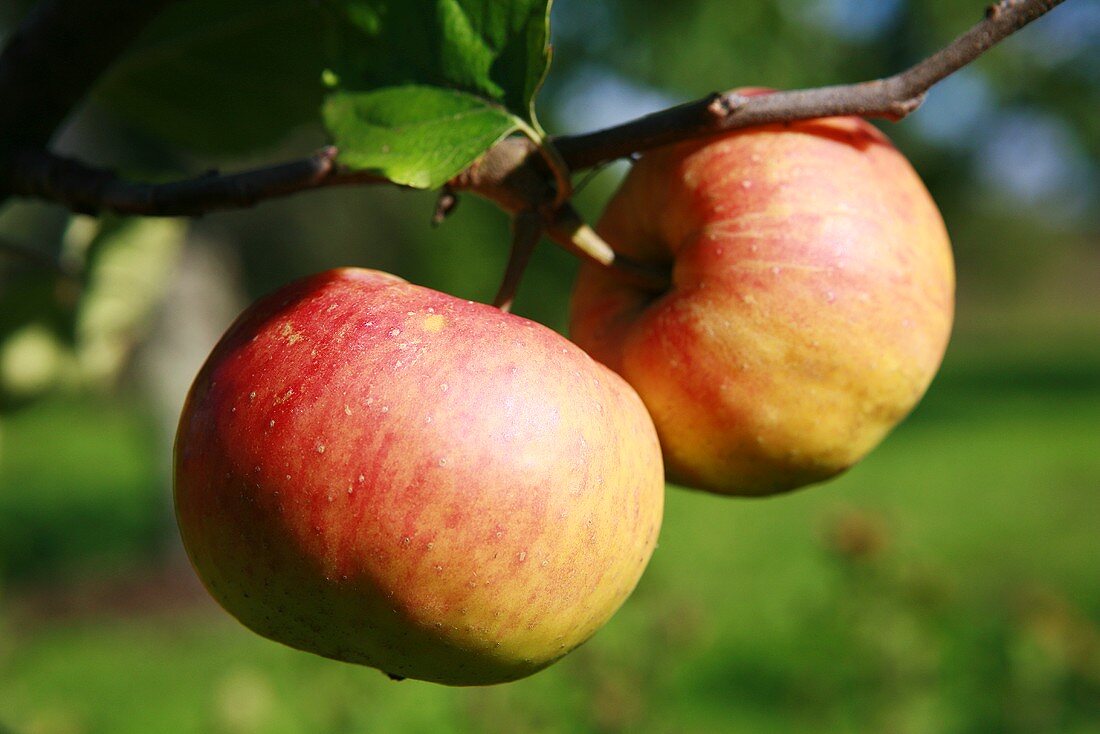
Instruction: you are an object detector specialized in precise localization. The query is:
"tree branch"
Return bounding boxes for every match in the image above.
[552,0,1066,170]
[0,0,1066,230]
[3,148,388,217]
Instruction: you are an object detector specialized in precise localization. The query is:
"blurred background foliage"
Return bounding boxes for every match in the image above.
[0,0,1098,732]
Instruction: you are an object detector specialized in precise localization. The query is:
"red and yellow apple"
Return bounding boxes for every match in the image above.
[174,268,664,685]
[570,112,954,496]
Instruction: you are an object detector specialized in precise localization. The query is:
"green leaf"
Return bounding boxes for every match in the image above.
[326,0,550,125]
[323,0,552,187]
[94,0,326,155]
[323,86,518,188]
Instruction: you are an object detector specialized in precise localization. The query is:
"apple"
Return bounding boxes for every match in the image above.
[570,112,954,496]
[174,268,664,685]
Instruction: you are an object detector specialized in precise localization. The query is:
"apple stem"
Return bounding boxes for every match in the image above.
[547,205,614,266]
[493,210,543,312]
[546,206,671,293]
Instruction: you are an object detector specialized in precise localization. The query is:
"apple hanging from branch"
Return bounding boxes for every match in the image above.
[570,102,955,496]
[174,268,664,685]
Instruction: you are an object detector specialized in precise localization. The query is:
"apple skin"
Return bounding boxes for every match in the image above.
[174,268,664,685]
[570,113,954,496]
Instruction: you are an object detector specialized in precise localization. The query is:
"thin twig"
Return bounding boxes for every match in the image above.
[553,0,1066,169]
[3,148,388,217]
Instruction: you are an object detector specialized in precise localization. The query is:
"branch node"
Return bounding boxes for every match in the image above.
[886,93,927,121]
[706,92,748,120]
[431,189,459,227]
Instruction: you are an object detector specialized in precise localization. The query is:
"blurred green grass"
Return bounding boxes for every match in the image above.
[0,398,166,585]
[1,355,1098,733]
